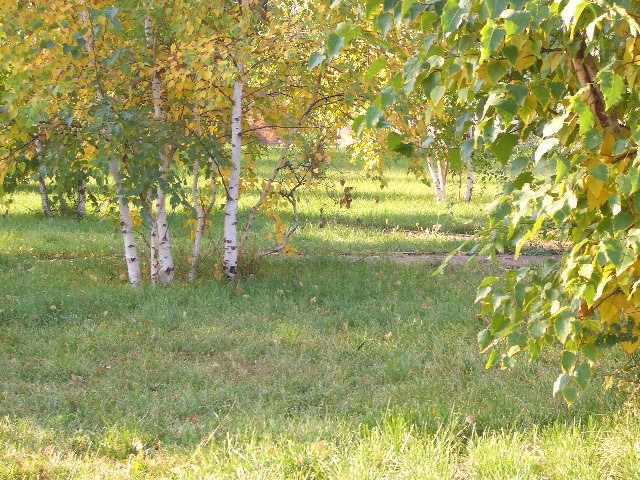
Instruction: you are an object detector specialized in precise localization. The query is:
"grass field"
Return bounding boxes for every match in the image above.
[0,155,638,479]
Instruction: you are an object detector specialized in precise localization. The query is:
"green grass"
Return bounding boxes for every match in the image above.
[0,155,637,478]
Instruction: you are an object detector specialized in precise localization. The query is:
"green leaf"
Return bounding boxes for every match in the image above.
[590,163,608,182]
[421,11,438,31]
[40,40,56,49]
[461,138,475,161]
[404,57,426,81]
[553,372,570,396]
[562,384,578,405]
[431,85,446,104]
[575,362,591,388]
[490,133,518,164]
[487,61,508,84]
[573,99,596,134]
[503,11,532,38]
[326,34,345,62]
[402,0,417,14]
[378,12,393,37]
[598,71,625,110]
[555,315,572,343]
[308,52,326,71]
[485,349,501,368]
[366,0,383,17]
[486,0,508,19]
[561,0,588,28]
[352,115,366,136]
[530,84,551,108]
[480,22,506,62]
[421,71,441,97]
[562,351,577,372]
[478,329,492,351]
[617,169,640,196]
[365,106,384,128]
[535,138,559,162]
[448,148,462,171]
[542,115,566,138]
[581,344,598,364]
[380,86,396,109]
[529,321,547,339]
[365,58,387,82]
[556,157,570,181]
[442,0,468,34]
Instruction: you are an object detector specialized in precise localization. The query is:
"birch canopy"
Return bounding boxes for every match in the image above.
[316,0,640,402]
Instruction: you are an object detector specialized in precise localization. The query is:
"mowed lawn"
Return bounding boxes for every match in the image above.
[0,157,637,479]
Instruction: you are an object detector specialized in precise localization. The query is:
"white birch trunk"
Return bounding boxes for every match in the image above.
[189,157,205,283]
[155,163,174,283]
[38,173,53,218]
[147,193,160,284]
[223,80,243,279]
[464,158,474,202]
[35,141,53,218]
[110,157,142,285]
[145,16,175,284]
[83,10,141,285]
[77,175,87,218]
[426,157,446,203]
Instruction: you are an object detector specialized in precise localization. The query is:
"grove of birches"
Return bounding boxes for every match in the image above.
[2,0,640,452]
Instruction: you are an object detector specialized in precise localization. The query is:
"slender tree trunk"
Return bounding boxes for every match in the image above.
[82,9,141,285]
[188,158,218,282]
[145,16,175,284]
[189,157,205,283]
[147,192,160,284]
[38,173,53,219]
[571,41,628,137]
[426,157,446,203]
[464,158,474,202]
[223,80,243,279]
[111,157,142,285]
[189,105,218,282]
[35,141,53,219]
[155,166,174,283]
[77,175,87,218]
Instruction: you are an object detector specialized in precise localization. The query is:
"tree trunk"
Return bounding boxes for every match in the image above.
[426,157,447,203]
[38,173,53,219]
[188,106,218,282]
[35,141,53,219]
[147,192,160,284]
[223,80,243,279]
[110,156,142,285]
[82,10,140,285]
[464,158,474,202]
[77,175,87,218]
[155,169,174,283]
[571,43,627,137]
[145,16,175,284]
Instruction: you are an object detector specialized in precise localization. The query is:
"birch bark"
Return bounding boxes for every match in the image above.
[223,80,244,279]
[145,16,175,283]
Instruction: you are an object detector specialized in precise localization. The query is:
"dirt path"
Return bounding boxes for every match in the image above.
[336,252,561,268]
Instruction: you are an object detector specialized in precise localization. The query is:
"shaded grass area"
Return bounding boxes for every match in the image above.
[0,248,636,478]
